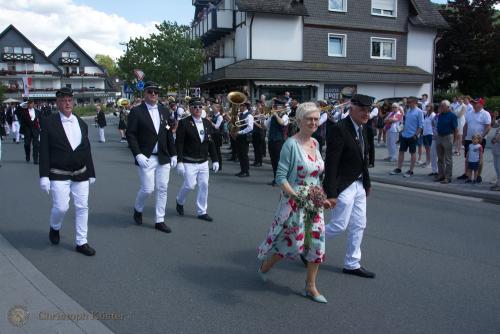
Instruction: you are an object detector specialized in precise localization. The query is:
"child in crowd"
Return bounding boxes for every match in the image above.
[466,134,483,184]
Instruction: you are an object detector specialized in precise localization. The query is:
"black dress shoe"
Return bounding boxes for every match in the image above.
[198,214,213,222]
[76,243,96,256]
[238,172,250,178]
[235,172,243,176]
[368,163,374,168]
[155,222,172,233]
[299,254,308,267]
[476,175,482,183]
[176,201,184,216]
[49,227,60,245]
[343,267,375,279]
[253,162,262,167]
[457,174,468,180]
[133,209,143,225]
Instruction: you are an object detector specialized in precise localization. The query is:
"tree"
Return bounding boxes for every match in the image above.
[117,21,204,95]
[95,54,118,77]
[435,1,500,96]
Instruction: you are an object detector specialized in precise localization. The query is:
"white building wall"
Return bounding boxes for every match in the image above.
[407,24,436,73]
[34,64,59,72]
[252,14,303,61]
[235,23,249,61]
[84,66,104,75]
[223,35,235,58]
[357,83,424,100]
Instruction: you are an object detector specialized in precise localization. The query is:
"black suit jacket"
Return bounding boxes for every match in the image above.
[176,116,217,164]
[96,111,106,127]
[323,116,371,198]
[39,113,95,181]
[19,108,41,136]
[126,102,176,165]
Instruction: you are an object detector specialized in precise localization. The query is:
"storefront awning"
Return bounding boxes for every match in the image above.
[253,80,320,88]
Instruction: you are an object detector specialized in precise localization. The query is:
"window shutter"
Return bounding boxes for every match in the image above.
[372,0,395,11]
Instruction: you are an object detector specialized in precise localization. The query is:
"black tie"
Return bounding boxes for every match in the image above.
[358,126,364,156]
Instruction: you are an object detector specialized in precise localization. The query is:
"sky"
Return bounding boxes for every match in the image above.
[0,0,497,61]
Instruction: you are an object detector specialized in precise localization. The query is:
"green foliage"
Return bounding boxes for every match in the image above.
[435,1,500,96]
[433,89,462,103]
[95,54,118,77]
[485,96,500,112]
[117,21,204,95]
[73,106,112,117]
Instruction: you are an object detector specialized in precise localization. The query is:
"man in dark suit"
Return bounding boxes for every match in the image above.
[175,98,219,221]
[323,94,375,279]
[126,81,177,233]
[95,104,107,143]
[19,100,41,163]
[39,88,97,256]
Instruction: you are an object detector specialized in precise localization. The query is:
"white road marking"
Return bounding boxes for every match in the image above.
[372,182,483,202]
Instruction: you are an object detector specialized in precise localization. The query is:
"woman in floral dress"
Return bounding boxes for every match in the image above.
[257,102,330,303]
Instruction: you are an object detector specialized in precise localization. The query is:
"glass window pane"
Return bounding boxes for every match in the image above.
[329,0,343,10]
[23,47,31,54]
[382,42,393,58]
[329,36,343,55]
[69,52,77,59]
[62,52,69,58]
[372,42,380,57]
[14,47,22,54]
[4,46,13,53]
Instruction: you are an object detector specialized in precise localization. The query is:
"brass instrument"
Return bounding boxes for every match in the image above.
[116,98,130,107]
[179,111,192,120]
[226,91,247,136]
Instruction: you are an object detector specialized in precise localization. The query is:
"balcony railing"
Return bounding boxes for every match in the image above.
[2,53,35,62]
[192,0,213,5]
[191,8,233,44]
[59,57,80,65]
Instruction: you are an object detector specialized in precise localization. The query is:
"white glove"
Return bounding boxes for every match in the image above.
[170,156,178,168]
[176,162,185,176]
[89,177,96,185]
[212,162,219,173]
[135,154,149,169]
[40,177,50,194]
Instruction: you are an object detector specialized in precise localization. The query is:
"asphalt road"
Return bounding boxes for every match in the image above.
[0,118,499,334]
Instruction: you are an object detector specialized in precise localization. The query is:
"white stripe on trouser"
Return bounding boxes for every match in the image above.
[387,131,399,160]
[50,180,90,246]
[98,127,105,142]
[176,161,209,215]
[134,155,171,223]
[431,138,438,173]
[326,180,367,270]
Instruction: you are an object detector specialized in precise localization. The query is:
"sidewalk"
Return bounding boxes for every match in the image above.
[222,140,500,204]
[0,234,113,333]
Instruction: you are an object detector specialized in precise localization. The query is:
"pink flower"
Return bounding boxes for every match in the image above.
[313,215,321,223]
[288,198,298,211]
[296,233,304,241]
[308,155,315,161]
[285,237,293,247]
[310,170,319,177]
[311,231,321,239]
[297,165,304,171]
[266,237,272,245]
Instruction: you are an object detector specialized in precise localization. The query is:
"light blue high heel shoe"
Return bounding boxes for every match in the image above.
[257,268,268,282]
[303,284,328,304]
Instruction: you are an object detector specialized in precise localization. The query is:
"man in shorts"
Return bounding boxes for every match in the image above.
[390,96,423,178]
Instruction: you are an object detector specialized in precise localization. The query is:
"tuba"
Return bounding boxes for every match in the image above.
[227,91,247,136]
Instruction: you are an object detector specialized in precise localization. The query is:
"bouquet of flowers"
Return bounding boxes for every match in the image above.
[293,183,327,248]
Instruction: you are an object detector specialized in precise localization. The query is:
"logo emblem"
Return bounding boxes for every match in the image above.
[8,305,29,327]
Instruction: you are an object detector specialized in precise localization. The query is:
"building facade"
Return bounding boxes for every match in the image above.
[190,0,447,101]
[0,25,115,103]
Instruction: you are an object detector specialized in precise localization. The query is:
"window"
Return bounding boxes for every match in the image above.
[371,37,396,59]
[328,33,346,57]
[7,64,16,71]
[69,52,77,59]
[14,47,22,54]
[329,0,347,12]
[23,47,31,54]
[62,51,69,58]
[79,66,85,74]
[3,46,13,53]
[71,66,78,74]
[371,0,397,17]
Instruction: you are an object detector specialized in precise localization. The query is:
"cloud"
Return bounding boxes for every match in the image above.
[0,0,159,60]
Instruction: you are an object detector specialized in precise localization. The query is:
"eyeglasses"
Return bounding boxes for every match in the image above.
[146,90,159,95]
[192,105,202,109]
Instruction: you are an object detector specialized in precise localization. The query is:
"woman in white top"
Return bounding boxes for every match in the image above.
[384,103,403,162]
[453,96,467,156]
[422,103,436,168]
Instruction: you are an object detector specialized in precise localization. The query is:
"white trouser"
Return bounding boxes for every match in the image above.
[387,131,399,160]
[11,121,20,142]
[0,137,2,161]
[176,161,209,215]
[98,127,105,142]
[50,180,90,246]
[431,138,438,173]
[134,155,171,223]
[326,180,367,270]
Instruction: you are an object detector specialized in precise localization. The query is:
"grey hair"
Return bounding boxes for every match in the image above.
[391,102,399,108]
[296,102,320,125]
[441,99,451,107]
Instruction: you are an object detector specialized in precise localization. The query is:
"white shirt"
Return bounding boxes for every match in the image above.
[193,116,205,142]
[59,112,82,151]
[467,143,482,163]
[238,111,254,135]
[146,102,160,153]
[423,112,436,136]
[28,108,35,121]
[265,113,289,129]
[465,109,491,140]
[213,112,223,130]
[176,106,186,121]
[370,107,379,120]
[318,112,327,126]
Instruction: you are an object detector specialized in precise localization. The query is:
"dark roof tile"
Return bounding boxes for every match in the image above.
[235,0,308,16]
